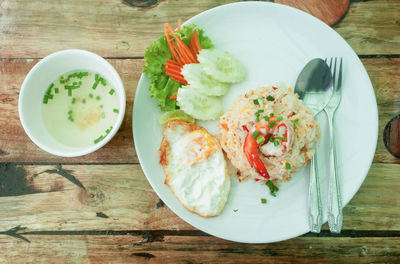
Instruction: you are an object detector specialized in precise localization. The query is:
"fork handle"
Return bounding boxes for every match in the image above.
[326,109,343,233]
[308,151,322,233]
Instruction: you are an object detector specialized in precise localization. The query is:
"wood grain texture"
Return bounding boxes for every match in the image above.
[1,58,399,163]
[0,235,399,264]
[275,0,349,26]
[0,0,399,58]
[0,163,399,232]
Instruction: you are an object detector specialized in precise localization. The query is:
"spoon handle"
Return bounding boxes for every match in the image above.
[326,110,343,233]
[308,151,322,233]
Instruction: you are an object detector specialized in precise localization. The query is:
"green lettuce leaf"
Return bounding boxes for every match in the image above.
[143,24,213,112]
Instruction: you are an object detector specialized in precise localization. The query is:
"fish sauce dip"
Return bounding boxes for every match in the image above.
[42,70,120,148]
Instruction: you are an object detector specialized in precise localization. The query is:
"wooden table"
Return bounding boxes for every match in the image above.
[0,0,399,263]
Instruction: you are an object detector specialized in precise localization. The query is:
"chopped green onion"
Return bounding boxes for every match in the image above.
[266,180,279,197]
[274,140,280,146]
[270,113,274,117]
[109,89,115,95]
[285,162,291,169]
[268,121,276,128]
[233,209,238,212]
[267,95,275,101]
[293,118,301,128]
[261,198,267,204]
[72,98,76,104]
[253,99,259,105]
[100,78,107,86]
[68,89,72,96]
[82,99,86,104]
[92,80,99,90]
[43,98,48,104]
[100,104,104,108]
[276,116,283,121]
[252,130,260,139]
[269,136,275,142]
[263,116,270,121]
[94,135,104,144]
[113,108,119,113]
[96,96,101,100]
[95,73,99,81]
[89,93,93,98]
[256,136,265,144]
[276,136,287,140]
[55,88,59,94]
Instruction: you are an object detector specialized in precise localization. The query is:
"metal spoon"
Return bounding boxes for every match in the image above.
[295,58,334,233]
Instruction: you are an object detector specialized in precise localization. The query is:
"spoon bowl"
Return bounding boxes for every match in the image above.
[295,58,333,115]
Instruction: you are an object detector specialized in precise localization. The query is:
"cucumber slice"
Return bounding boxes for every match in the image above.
[181,63,230,96]
[198,49,246,83]
[177,87,223,120]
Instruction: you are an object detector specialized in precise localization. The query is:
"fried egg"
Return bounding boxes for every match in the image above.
[159,120,231,217]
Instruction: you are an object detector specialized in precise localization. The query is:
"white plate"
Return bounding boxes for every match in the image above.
[133,2,378,243]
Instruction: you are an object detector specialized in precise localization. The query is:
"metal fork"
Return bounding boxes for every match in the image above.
[324,57,343,233]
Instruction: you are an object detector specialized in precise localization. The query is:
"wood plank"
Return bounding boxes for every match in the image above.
[0,163,399,232]
[1,58,399,163]
[0,0,399,58]
[0,235,399,263]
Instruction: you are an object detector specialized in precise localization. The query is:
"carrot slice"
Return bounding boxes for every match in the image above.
[177,19,181,32]
[170,92,178,100]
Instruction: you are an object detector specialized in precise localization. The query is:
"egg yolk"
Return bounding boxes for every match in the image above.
[187,130,217,164]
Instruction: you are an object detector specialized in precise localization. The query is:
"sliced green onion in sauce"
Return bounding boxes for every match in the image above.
[113,108,119,114]
[109,89,115,95]
[256,136,265,144]
[268,121,276,128]
[252,130,260,139]
[261,198,267,204]
[285,162,291,169]
[274,140,279,146]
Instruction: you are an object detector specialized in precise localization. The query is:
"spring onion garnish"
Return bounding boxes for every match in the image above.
[100,78,107,86]
[100,104,103,108]
[233,209,238,212]
[261,198,267,204]
[113,108,119,113]
[276,116,283,121]
[55,88,59,94]
[274,140,280,146]
[285,162,291,169]
[255,109,264,122]
[60,72,88,84]
[256,136,265,144]
[88,93,93,98]
[263,116,270,121]
[270,113,274,117]
[43,83,54,104]
[64,81,81,97]
[266,180,279,197]
[269,136,275,142]
[268,121,276,128]
[82,99,86,104]
[253,99,259,105]
[267,95,275,101]
[96,96,101,100]
[276,136,287,140]
[72,98,76,104]
[293,118,301,128]
[109,89,115,95]
[67,110,74,122]
[94,135,104,144]
[252,130,260,139]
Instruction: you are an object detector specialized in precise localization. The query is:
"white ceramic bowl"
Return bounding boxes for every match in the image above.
[19,49,126,157]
